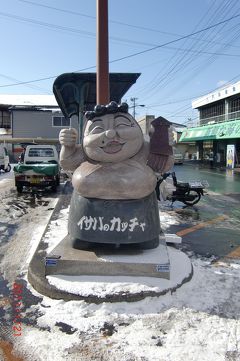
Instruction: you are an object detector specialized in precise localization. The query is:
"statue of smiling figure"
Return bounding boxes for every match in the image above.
[59,101,173,250]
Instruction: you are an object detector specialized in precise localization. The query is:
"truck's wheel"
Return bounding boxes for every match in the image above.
[56,175,60,186]
[17,185,23,193]
[51,184,57,192]
[5,164,11,172]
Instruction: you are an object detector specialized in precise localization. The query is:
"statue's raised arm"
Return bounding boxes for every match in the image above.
[146,116,174,174]
[59,127,85,172]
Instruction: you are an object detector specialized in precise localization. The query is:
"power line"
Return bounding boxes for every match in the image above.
[145,73,240,113]
[1,11,240,89]
[109,13,240,63]
[4,6,240,55]
[0,73,51,93]
[16,0,240,52]
[0,11,96,37]
[2,9,240,57]
[135,0,240,100]
[155,0,240,97]
[0,65,96,88]
[15,0,240,49]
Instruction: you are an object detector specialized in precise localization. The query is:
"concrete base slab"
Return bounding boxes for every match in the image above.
[27,181,193,303]
[45,235,170,279]
[46,246,192,301]
[28,233,192,303]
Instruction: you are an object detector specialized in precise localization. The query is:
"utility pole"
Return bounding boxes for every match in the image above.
[130,97,137,118]
[130,97,145,119]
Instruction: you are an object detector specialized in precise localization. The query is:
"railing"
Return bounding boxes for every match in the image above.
[199,111,240,126]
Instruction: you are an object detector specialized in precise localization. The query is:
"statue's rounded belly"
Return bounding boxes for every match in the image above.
[72,164,156,200]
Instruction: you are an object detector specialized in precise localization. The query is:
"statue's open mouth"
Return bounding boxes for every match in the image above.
[102,141,124,154]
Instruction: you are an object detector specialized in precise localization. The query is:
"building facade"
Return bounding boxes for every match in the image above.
[0,95,78,161]
[180,81,240,167]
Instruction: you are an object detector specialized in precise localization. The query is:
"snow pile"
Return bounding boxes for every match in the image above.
[43,206,69,252]
[12,256,239,361]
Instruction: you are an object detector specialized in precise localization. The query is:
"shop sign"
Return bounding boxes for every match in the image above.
[226,144,235,169]
[180,119,240,141]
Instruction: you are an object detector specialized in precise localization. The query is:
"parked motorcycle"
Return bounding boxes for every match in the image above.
[156,171,208,206]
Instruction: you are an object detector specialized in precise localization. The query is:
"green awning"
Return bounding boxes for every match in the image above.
[179,119,240,142]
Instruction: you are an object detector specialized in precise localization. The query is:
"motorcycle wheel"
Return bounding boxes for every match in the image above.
[182,190,201,206]
[17,185,23,193]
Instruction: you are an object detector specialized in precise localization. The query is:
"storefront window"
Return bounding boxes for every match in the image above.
[203,141,213,160]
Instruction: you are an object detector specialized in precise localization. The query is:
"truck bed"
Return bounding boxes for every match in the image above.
[14,163,59,176]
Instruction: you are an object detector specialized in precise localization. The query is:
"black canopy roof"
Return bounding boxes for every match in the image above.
[53,72,140,119]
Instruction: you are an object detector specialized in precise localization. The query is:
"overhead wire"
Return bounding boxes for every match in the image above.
[147,72,240,107]
[158,0,240,96]
[1,10,239,89]
[1,0,240,127]
[146,72,240,120]
[134,0,222,96]
[0,73,51,93]
[14,0,240,53]
[137,0,219,97]
[136,0,239,100]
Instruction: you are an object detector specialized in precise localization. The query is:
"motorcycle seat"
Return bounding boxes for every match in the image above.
[177,182,189,188]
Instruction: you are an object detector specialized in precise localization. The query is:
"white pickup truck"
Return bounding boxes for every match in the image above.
[14,145,60,193]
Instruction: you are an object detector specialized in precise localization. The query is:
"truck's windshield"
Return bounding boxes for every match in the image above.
[28,148,55,157]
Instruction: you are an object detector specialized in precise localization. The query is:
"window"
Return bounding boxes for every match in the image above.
[0,111,11,129]
[200,100,225,120]
[229,96,240,112]
[52,115,70,127]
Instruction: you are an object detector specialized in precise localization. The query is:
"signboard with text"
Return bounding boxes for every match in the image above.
[226,144,235,169]
[180,119,240,142]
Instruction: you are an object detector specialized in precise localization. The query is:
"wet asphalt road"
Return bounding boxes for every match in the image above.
[166,162,240,260]
[173,162,240,194]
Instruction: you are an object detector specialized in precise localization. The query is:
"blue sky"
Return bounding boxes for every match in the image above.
[1,0,240,124]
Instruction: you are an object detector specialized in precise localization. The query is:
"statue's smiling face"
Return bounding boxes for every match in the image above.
[83,112,143,162]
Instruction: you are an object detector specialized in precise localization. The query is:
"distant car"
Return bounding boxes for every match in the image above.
[173,148,183,165]
[0,145,11,172]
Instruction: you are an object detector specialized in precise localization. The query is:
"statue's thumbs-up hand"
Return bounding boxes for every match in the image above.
[59,128,78,147]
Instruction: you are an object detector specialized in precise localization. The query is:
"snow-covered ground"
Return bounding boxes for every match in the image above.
[14,256,240,361]
[0,175,239,361]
